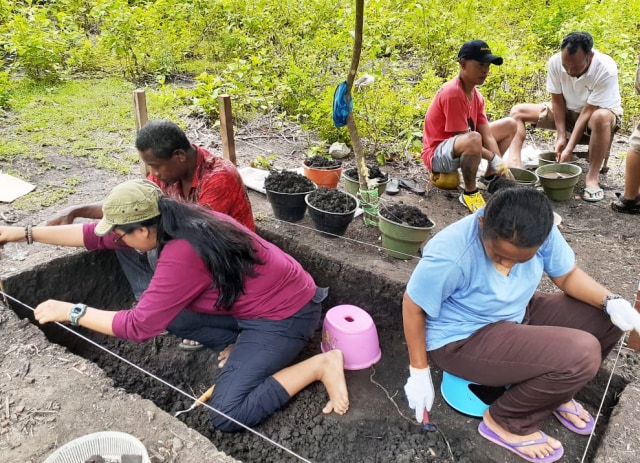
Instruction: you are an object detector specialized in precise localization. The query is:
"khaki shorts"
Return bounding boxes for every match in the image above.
[630,119,640,154]
[535,102,622,144]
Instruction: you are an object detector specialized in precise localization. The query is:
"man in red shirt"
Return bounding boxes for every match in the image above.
[47,119,255,351]
[422,40,516,213]
[139,120,254,231]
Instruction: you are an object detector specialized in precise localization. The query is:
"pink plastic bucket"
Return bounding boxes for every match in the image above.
[320,305,382,370]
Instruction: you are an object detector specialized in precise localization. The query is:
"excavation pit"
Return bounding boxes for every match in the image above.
[0,224,632,463]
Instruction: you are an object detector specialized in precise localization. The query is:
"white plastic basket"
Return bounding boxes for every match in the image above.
[43,431,151,463]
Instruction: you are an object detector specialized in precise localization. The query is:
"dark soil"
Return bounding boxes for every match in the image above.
[306,188,357,213]
[264,170,316,193]
[344,166,389,182]
[380,203,435,228]
[303,155,342,169]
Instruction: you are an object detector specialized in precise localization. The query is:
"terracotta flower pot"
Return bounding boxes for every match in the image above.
[302,163,343,189]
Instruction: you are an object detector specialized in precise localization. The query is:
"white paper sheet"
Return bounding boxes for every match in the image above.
[0,173,36,202]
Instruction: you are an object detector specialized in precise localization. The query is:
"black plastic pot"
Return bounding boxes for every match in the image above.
[305,191,359,237]
[266,188,314,222]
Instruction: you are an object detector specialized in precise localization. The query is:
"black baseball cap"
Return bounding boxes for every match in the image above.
[458,40,503,65]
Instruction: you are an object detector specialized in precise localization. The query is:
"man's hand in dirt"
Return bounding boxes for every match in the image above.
[34,299,74,325]
[554,137,568,160]
[558,148,573,164]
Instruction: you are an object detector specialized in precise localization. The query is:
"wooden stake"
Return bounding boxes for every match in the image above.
[626,281,640,350]
[132,89,149,177]
[218,95,236,166]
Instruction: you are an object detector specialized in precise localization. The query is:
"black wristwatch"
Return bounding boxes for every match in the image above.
[69,303,87,326]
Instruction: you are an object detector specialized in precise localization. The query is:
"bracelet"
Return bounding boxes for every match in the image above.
[25,224,33,245]
[601,294,623,312]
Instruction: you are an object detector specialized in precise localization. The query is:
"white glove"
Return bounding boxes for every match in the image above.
[403,366,435,422]
[489,153,514,180]
[606,298,640,333]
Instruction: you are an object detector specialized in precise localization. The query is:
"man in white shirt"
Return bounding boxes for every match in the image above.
[508,32,622,203]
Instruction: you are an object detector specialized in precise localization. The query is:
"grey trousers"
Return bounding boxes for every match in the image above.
[429,291,622,435]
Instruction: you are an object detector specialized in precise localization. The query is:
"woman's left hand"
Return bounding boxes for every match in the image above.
[34,299,73,325]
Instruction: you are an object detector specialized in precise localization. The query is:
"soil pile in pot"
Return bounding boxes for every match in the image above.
[304,155,342,169]
[380,204,433,228]
[344,166,388,182]
[264,170,316,222]
[264,170,315,193]
[307,188,357,213]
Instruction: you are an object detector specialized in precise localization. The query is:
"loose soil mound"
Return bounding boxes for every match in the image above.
[303,155,342,169]
[264,170,315,193]
[344,166,388,182]
[380,203,434,228]
[306,188,357,213]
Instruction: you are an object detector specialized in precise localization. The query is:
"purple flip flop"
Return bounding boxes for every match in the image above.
[552,399,595,435]
[478,421,564,463]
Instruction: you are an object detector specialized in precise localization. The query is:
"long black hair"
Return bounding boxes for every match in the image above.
[117,197,264,310]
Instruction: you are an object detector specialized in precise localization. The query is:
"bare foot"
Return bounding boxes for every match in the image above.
[319,350,349,415]
[217,343,234,368]
[482,410,562,460]
[556,399,591,430]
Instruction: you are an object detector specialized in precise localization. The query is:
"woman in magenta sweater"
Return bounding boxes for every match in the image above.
[0,179,349,431]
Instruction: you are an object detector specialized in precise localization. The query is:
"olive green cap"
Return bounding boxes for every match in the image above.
[95,179,163,236]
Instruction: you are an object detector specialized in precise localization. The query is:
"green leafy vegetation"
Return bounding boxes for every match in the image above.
[0,0,638,168]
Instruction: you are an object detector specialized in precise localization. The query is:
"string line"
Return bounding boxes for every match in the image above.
[0,290,312,463]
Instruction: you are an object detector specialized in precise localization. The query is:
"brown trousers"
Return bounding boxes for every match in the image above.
[429,292,622,435]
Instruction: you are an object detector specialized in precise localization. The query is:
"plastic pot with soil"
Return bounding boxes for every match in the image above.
[342,165,389,196]
[305,188,359,237]
[535,163,582,201]
[303,155,343,189]
[264,170,316,222]
[378,204,435,259]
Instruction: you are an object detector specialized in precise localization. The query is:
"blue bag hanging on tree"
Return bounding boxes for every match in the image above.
[332,81,353,128]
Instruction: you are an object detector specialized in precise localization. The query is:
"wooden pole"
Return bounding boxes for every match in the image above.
[626,281,640,350]
[346,0,366,192]
[133,89,149,177]
[218,94,237,166]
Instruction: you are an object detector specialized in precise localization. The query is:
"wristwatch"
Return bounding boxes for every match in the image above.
[69,303,87,326]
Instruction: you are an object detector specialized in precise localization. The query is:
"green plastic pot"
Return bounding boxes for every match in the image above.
[509,168,539,188]
[535,164,582,201]
[378,214,436,259]
[538,151,579,167]
[343,173,389,197]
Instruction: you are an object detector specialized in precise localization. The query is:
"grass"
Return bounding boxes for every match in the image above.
[0,76,185,209]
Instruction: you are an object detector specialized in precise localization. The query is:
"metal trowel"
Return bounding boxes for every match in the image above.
[174,385,215,417]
